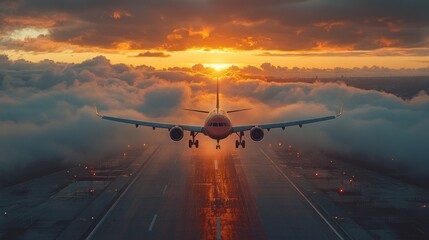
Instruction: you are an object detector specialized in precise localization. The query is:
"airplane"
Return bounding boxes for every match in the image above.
[95,78,342,149]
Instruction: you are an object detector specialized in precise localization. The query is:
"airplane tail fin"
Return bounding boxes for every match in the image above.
[216,77,219,111]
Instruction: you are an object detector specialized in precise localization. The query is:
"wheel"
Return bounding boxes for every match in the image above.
[242,140,246,148]
[195,140,199,148]
[235,140,239,148]
[188,140,193,148]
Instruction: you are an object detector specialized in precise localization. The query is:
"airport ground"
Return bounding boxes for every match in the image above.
[1,141,429,240]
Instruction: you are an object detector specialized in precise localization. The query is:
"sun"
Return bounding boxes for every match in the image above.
[203,63,232,71]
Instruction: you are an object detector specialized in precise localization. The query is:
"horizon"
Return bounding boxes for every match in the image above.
[2,54,429,78]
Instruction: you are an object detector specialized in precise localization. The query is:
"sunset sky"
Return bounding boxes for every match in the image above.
[1,0,429,69]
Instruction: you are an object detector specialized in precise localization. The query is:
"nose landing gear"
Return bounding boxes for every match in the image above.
[188,131,199,148]
[235,131,246,148]
[216,140,221,149]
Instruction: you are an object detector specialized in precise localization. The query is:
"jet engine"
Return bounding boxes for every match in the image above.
[169,126,184,141]
[250,126,264,141]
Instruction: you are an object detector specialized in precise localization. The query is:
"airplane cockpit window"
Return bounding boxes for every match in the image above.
[208,122,229,127]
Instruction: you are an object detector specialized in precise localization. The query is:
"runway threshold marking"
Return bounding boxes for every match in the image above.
[258,147,345,240]
[85,146,160,240]
[216,217,221,240]
[148,214,158,232]
[214,159,218,170]
[162,185,168,195]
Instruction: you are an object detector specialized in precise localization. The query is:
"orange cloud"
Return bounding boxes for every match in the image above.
[167,26,212,41]
[112,10,132,20]
[2,15,67,30]
[188,27,212,39]
[376,18,403,32]
[314,21,348,32]
[313,41,355,51]
[1,0,428,56]
[375,37,397,47]
[135,51,171,57]
[231,19,267,27]
[0,35,71,52]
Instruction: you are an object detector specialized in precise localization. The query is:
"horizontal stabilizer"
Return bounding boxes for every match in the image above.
[336,104,344,117]
[94,105,102,117]
[183,108,210,114]
[227,108,252,113]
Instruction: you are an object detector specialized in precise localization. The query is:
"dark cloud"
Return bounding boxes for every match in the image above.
[1,0,429,52]
[257,48,429,57]
[135,51,171,58]
[137,84,190,117]
[0,55,428,186]
[237,62,429,78]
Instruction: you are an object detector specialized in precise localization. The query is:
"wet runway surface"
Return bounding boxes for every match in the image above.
[177,150,265,240]
[10,141,423,239]
[85,144,349,240]
[87,146,264,239]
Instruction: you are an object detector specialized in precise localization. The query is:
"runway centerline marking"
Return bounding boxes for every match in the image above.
[162,184,168,195]
[214,159,218,170]
[85,146,160,240]
[148,214,158,232]
[216,217,221,240]
[259,147,345,240]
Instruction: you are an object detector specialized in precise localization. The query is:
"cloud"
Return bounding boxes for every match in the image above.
[0,55,428,186]
[1,0,429,52]
[218,78,429,182]
[233,62,429,79]
[135,51,171,58]
[136,84,191,117]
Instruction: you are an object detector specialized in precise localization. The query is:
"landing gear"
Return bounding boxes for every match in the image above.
[216,140,221,150]
[188,131,199,148]
[235,140,245,148]
[235,131,246,148]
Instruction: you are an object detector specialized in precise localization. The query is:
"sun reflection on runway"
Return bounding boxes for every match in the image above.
[177,149,265,239]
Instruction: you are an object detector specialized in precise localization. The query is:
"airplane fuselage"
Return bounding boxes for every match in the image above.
[203,109,232,140]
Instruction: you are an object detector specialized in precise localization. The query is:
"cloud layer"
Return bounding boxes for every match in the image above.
[1,0,429,52]
[0,55,428,185]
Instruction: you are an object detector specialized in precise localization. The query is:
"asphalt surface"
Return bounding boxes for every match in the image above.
[86,143,348,240]
[3,141,429,240]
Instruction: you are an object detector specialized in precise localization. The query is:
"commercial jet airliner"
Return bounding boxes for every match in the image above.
[95,78,342,149]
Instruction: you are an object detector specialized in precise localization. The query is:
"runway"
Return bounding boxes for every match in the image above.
[2,142,428,239]
[84,143,351,240]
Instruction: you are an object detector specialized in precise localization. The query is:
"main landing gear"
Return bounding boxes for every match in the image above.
[188,131,199,148]
[235,131,246,148]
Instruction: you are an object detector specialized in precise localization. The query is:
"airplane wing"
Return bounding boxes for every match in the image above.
[232,106,343,133]
[95,107,204,133]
